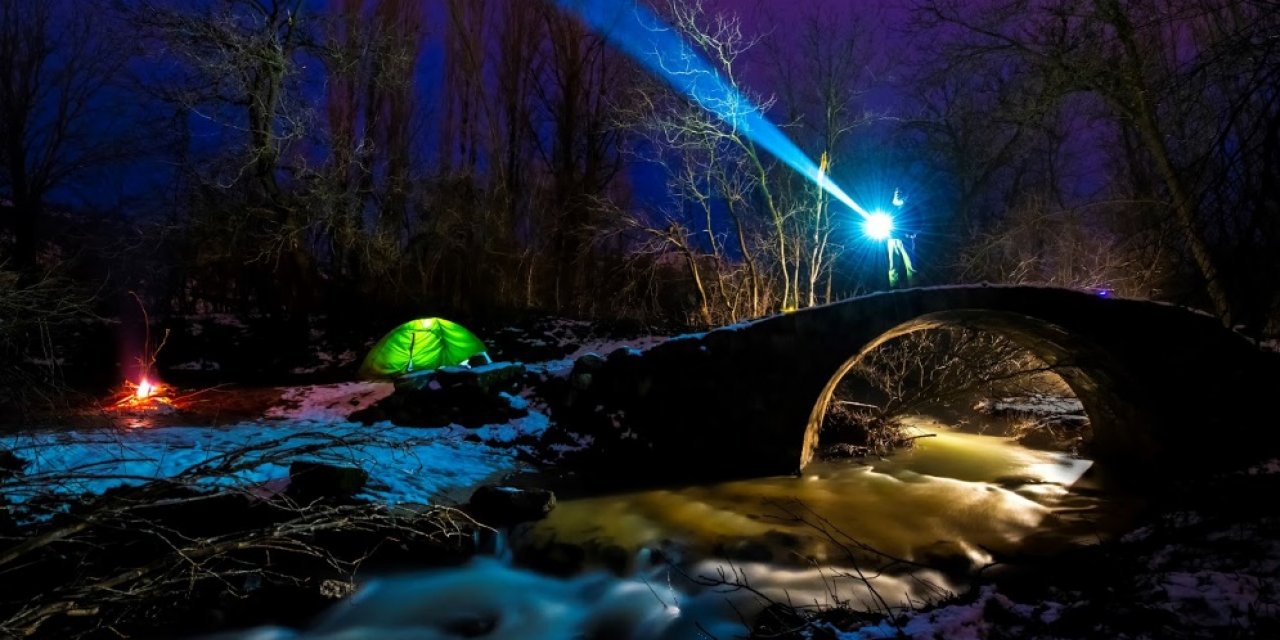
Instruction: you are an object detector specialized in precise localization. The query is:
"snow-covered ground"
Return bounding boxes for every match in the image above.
[2,382,549,509]
[974,394,1085,417]
[523,336,671,378]
[822,459,1280,639]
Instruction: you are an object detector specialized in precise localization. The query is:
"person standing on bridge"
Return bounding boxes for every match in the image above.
[887,189,918,288]
[864,189,918,288]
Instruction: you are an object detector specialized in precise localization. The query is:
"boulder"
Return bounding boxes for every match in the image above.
[467,485,556,526]
[569,353,605,391]
[287,461,369,503]
[427,362,526,395]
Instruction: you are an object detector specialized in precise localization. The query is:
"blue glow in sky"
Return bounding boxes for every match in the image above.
[553,0,872,219]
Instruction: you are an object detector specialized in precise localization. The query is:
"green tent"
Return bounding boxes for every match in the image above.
[358,317,488,379]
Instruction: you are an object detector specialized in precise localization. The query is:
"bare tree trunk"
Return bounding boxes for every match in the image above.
[1095,0,1234,325]
[723,193,762,316]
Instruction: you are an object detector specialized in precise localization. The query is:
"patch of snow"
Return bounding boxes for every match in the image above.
[663,331,706,344]
[1,420,523,509]
[205,313,249,329]
[290,350,358,375]
[547,433,595,458]
[264,382,394,423]
[1246,458,1280,475]
[1157,571,1277,626]
[565,335,669,359]
[1120,525,1154,543]
[836,586,1050,640]
[974,394,1084,417]
[525,358,574,378]
[465,409,550,445]
[501,392,530,411]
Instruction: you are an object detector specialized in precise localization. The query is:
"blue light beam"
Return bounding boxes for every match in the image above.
[554,0,872,219]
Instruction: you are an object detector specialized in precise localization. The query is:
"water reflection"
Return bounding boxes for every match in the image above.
[523,418,1106,572]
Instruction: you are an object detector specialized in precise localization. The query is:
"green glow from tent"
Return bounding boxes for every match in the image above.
[358,318,488,379]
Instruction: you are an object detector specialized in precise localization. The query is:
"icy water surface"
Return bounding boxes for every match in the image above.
[234,419,1133,639]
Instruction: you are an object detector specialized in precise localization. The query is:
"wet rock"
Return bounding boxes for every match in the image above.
[467,485,556,526]
[517,541,586,577]
[442,615,498,637]
[287,461,369,503]
[599,544,631,576]
[569,353,605,391]
[0,448,27,480]
[431,362,526,395]
[1015,428,1064,450]
[762,529,803,551]
[916,540,977,578]
[992,475,1045,490]
[717,537,774,563]
[637,542,682,569]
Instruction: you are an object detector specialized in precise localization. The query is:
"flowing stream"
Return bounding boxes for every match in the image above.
[229,418,1135,639]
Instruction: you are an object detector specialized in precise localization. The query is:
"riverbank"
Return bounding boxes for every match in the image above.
[3,316,1278,638]
[800,457,1280,639]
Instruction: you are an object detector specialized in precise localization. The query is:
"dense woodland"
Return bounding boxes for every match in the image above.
[2,0,1278,392]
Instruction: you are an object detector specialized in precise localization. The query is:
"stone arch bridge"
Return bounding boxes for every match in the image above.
[562,285,1280,483]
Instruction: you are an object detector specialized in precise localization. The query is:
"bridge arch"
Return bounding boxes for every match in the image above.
[799,309,1145,470]
[563,286,1278,484]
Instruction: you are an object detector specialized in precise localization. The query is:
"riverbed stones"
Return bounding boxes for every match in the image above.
[467,485,557,526]
[353,362,528,428]
[428,362,526,395]
[0,448,26,480]
[287,461,369,503]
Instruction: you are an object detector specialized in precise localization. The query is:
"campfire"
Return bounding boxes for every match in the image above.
[113,376,177,413]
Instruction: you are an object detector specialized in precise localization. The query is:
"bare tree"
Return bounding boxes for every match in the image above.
[135,0,310,202]
[767,7,877,307]
[0,0,138,272]
[487,0,544,308]
[915,0,1280,326]
[533,2,626,313]
[128,0,322,312]
[615,0,797,323]
[319,0,427,282]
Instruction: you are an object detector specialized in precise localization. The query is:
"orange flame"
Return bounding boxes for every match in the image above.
[135,378,156,400]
